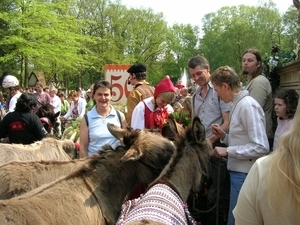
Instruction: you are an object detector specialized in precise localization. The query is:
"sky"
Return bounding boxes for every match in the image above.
[120,0,293,27]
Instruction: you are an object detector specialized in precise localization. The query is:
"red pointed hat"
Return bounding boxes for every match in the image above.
[154,75,176,98]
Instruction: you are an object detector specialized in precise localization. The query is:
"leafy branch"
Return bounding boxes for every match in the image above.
[263,43,296,93]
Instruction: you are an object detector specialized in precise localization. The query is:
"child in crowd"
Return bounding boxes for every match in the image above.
[129,75,176,200]
[131,75,176,133]
[273,89,299,150]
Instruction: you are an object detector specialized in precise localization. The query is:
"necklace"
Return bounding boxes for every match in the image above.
[99,109,111,124]
[101,113,110,124]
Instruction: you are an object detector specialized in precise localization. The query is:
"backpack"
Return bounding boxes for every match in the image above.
[84,110,122,128]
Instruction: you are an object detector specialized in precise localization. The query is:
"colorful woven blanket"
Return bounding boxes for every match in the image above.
[117,183,197,225]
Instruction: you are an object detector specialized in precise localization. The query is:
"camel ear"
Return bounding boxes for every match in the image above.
[120,146,143,162]
[54,111,60,118]
[167,114,179,133]
[167,114,185,136]
[107,123,126,143]
[192,116,206,144]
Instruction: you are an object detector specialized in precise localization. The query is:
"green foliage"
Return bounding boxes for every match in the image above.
[280,6,298,50]
[200,4,282,74]
[0,0,95,87]
[263,43,296,93]
[71,117,82,129]
[172,111,191,127]
[0,0,297,95]
[160,23,201,84]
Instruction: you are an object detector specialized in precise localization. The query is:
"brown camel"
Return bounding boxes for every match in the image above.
[0,124,175,225]
[118,116,212,225]
[0,125,175,200]
[0,159,87,200]
[0,138,76,166]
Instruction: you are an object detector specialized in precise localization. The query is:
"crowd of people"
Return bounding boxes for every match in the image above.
[0,73,95,143]
[0,47,300,224]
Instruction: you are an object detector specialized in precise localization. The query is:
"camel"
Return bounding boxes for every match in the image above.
[117,116,212,225]
[0,124,176,225]
[0,138,77,165]
[0,138,78,166]
[36,102,60,137]
[0,159,88,200]
[0,125,175,200]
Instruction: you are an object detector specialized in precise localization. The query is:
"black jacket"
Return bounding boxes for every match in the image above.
[0,111,47,144]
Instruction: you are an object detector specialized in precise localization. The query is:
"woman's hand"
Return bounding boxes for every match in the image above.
[214,147,228,158]
[211,123,226,140]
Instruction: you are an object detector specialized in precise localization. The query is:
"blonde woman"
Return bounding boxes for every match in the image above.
[210,66,269,225]
[234,98,300,225]
[60,90,86,120]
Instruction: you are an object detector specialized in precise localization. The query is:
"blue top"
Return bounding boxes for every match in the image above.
[86,105,123,156]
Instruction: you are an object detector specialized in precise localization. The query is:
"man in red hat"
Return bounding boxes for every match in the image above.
[126,63,154,126]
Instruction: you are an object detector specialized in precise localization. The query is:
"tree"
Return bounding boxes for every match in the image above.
[200,2,282,80]
[0,0,94,88]
[163,23,200,82]
[73,1,171,86]
[281,6,298,51]
[0,0,297,91]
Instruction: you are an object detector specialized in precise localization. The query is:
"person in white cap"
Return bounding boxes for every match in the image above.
[1,74,22,113]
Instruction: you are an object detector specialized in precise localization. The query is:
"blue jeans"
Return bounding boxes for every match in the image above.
[227,171,247,225]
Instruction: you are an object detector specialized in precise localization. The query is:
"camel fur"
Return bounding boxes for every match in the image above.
[36,102,60,136]
[0,124,175,225]
[0,159,88,200]
[0,138,76,166]
[119,116,212,225]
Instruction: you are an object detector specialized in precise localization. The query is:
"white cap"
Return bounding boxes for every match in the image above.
[87,89,91,93]
[2,75,19,88]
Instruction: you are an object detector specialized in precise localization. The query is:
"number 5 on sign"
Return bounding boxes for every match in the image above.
[105,64,133,104]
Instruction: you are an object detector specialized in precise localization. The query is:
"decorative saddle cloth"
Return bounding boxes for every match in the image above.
[117,183,197,225]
